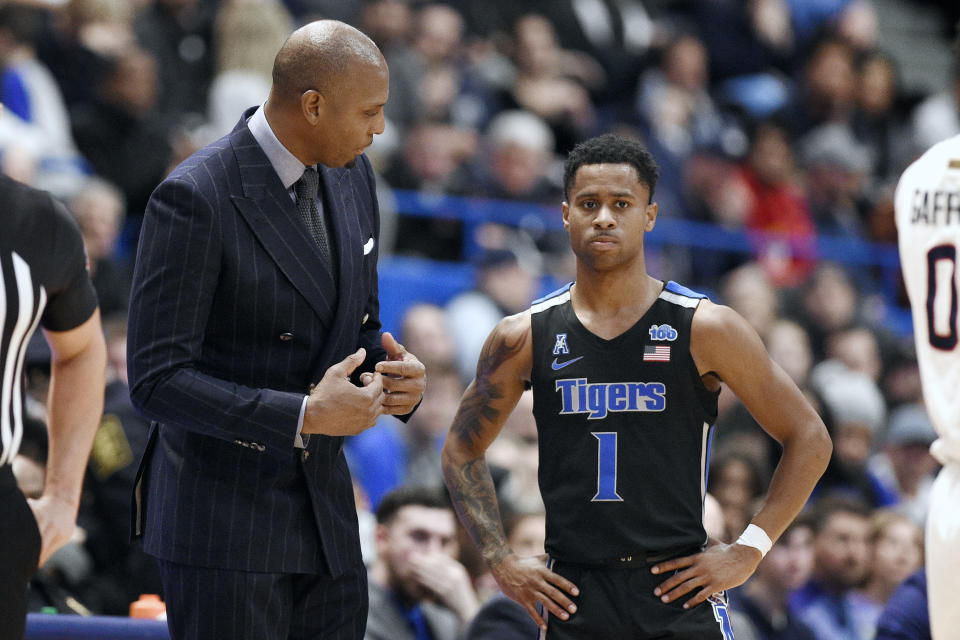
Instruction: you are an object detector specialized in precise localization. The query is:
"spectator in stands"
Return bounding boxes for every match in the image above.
[359,0,413,55]
[463,508,544,640]
[398,303,457,370]
[69,178,130,317]
[206,0,292,137]
[501,13,599,153]
[857,510,923,610]
[348,363,465,508]
[868,403,939,525]
[681,148,753,281]
[719,262,780,339]
[851,50,909,182]
[634,33,724,181]
[826,325,884,383]
[486,390,542,513]
[134,0,215,121]
[874,568,931,640]
[708,451,767,543]
[37,0,136,110]
[730,517,818,640]
[71,45,172,217]
[800,122,873,238]
[732,119,817,286]
[471,109,560,204]
[446,246,540,383]
[788,0,879,53]
[367,487,478,640]
[695,0,795,87]
[787,35,858,136]
[384,121,476,196]
[792,262,862,358]
[0,2,88,196]
[811,359,898,508]
[389,4,493,132]
[765,318,814,386]
[790,496,880,640]
[384,121,476,260]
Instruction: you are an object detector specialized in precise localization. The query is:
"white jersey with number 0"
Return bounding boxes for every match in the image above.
[895,133,960,640]
[894,134,960,464]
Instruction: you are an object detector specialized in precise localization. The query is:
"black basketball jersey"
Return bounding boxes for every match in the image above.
[530,280,719,563]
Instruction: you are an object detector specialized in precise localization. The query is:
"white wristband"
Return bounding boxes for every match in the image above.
[736,524,772,558]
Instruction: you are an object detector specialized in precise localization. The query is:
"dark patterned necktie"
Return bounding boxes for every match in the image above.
[294,167,332,264]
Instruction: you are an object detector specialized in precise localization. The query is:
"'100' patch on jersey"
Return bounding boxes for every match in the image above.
[556,378,666,419]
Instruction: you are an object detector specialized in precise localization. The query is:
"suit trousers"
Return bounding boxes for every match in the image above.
[0,465,42,640]
[157,558,368,640]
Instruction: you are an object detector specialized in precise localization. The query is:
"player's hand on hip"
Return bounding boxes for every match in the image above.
[303,348,383,435]
[375,331,426,415]
[492,554,580,632]
[651,543,762,609]
[27,493,79,568]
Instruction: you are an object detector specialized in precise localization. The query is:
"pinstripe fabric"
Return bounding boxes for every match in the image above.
[157,559,367,640]
[128,107,388,587]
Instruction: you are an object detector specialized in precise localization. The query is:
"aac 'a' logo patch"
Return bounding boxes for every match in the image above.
[648,324,678,341]
[553,333,570,355]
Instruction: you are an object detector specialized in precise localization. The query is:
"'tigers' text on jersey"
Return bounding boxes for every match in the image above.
[555,378,666,419]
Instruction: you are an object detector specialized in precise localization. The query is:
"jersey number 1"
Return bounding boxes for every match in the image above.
[926,245,958,350]
[592,432,624,501]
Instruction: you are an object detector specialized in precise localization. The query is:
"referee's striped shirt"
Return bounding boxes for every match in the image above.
[1,174,98,465]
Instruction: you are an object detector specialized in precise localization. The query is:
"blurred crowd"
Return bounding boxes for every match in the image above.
[4,0,959,638]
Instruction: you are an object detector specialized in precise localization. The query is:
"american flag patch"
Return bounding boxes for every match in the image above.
[643,345,670,362]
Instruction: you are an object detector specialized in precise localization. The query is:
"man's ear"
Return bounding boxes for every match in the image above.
[301,89,325,125]
[644,202,658,232]
[561,201,570,231]
[374,523,389,547]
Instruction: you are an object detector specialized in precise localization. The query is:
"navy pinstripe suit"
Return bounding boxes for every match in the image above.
[127,110,387,637]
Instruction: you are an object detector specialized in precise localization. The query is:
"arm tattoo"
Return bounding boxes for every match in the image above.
[444,457,511,568]
[453,328,528,445]
[444,324,528,567]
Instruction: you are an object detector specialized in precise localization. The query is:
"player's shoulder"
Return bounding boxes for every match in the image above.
[898,134,960,188]
[493,308,532,341]
[659,280,709,308]
[691,299,753,343]
[529,282,573,315]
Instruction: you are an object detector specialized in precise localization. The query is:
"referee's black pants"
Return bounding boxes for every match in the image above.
[0,464,42,640]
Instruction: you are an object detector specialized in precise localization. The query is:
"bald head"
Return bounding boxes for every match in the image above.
[272,20,384,101]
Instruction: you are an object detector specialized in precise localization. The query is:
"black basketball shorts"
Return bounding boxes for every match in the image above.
[542,557,736,640]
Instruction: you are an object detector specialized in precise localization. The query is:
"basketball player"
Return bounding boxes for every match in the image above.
[894,132,960,640]
[441,134,832,639]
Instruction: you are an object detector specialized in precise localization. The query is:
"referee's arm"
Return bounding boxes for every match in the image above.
[30,309,106,567]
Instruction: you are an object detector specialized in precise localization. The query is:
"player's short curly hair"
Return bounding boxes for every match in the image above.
[563,134,659,203]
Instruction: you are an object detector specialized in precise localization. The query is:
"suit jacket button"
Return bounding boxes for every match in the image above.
[302,450,310,462]
[279,332,294,341]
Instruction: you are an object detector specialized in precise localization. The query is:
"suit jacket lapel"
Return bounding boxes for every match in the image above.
[229,126,337,327]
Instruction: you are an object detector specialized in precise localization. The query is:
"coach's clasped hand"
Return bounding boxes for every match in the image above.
[303,332,426,437]
[303,348,383,436]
